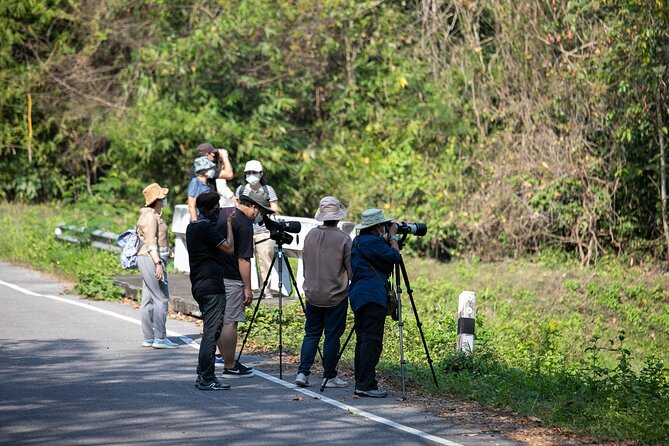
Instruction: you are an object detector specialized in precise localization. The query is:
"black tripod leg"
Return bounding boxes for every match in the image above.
[236,253,277,363]
[320,324,355,392]
[284,258,325,365]
[398,255,439,388]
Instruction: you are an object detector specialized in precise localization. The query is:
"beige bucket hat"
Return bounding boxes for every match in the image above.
[354,208,393,229]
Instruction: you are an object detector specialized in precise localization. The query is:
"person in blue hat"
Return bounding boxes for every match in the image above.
[187,156,216,223]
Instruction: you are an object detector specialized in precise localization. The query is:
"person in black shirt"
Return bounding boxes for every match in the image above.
[186,191,235,390]
[214,189,275,377]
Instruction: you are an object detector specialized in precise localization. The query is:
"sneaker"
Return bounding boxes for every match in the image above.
[294,373,309,387]
[354,388,388,398]
[198,379,230,391]
[222,361,254,378]
[142,339,154,347]
[322,376,348,388]
[214,357,225,366]
[152,338,179,349]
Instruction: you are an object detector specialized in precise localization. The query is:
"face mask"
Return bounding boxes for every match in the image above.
[160,198,168,208]
[205,168,216,179]
[246,174,261,186]
[254,212,264,225]
[202,207,220,221]
[379,226,387,237]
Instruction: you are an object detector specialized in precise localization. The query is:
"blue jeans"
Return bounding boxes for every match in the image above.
[194,293,226,383]
[298,298,348,379]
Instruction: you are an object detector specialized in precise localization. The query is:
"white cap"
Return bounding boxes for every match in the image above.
[244,160,263,172]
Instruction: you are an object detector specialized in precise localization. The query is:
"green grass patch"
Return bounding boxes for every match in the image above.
[2,203,668,444]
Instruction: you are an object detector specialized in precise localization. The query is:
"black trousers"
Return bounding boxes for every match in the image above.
[194,293,226,382]
[353,302,386,391]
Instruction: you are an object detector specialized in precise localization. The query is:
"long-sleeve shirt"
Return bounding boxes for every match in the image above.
[137,207,169,262]
[348,232,401,313]
[302,225,352,307]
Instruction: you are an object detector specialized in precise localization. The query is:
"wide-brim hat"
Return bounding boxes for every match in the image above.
[314,196,347,222]
[241,189,274,214]
[354,208,393,229]
[194,156,216,173]
[143,183,169,206]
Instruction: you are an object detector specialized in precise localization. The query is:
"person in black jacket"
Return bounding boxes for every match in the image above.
[186,191,235,390]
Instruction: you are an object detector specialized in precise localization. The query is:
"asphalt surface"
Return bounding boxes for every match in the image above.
[0,262,521,445]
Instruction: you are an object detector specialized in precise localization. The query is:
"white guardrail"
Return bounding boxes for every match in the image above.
[55,204,357,297]
[172,204,356,296]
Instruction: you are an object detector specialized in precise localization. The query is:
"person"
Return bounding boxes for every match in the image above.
[234,160,279,295]
[186,191,236,390]
[348,208,401,398]
[188,143,235,207]
[214,189,275,376]
[136,183,178,349]
[294,196,352,388]
[187,156,216,223]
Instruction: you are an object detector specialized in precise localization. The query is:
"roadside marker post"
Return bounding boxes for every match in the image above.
[456,291,476,354]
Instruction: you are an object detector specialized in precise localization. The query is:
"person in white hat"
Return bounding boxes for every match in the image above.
[234,159,280,295]
[136,183,179,349]
[348,208,401,398]
[294,197,352,389]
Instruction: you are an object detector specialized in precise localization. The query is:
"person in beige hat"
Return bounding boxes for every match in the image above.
[136,183,179,349]
[348,208,401,397]
[294,196,352,388]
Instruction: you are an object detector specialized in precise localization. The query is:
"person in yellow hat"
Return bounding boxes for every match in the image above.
[137,183,178,349]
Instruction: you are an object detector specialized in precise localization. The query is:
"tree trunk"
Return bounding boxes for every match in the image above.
[657,89,669,258]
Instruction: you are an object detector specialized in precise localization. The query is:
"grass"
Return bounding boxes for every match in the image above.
[1,202,668,444]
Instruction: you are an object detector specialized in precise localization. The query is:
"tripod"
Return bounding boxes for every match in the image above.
[237,234,322,380]
[321,235,438,399]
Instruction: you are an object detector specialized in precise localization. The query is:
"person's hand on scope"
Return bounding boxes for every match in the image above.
[388,222,398,237]
[387,222,399,250]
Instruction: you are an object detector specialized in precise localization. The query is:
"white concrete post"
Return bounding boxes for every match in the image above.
[171,205,191,273]
[456,291,476,354]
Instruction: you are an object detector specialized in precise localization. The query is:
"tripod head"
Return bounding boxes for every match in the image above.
[261,215,301,245]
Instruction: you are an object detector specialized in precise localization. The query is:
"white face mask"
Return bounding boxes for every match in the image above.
[205,168,216,179]
[246,174,261,186]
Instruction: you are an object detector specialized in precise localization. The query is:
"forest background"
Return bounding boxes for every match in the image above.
[2,0,669,444]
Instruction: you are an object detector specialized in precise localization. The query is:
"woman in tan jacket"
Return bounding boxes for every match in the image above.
[137,183,178,349]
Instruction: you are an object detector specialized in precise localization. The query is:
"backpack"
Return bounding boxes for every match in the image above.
[117,227,142,269]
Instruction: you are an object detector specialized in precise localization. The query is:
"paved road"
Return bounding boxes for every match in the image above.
[0,262,519,445]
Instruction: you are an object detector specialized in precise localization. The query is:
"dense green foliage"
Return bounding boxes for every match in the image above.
[2,202,669,443]
[2,1,669,262]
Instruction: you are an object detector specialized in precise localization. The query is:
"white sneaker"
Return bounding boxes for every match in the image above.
[322,376,348,388]
[294,373,309,387]
[152,338,179,349]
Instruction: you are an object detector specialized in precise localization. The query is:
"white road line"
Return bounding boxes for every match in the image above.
[0,279,464,446]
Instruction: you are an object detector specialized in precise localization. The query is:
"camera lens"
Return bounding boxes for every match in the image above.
[396,222,427,236]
